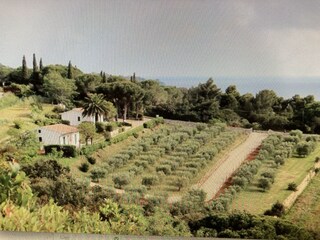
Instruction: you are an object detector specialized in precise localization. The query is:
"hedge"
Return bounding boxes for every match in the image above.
[44,145,77,158]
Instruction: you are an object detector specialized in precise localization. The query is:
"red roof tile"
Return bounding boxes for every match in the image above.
[40,124,78,134]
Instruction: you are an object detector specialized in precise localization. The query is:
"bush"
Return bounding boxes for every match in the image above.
[142,175,159,188]
[287,182,297,191]
[172,177,189,191]
[95,122,105,133]
[13,120,23,129]
[264,201,285,217]
[112,173,130,189]
[79,163,89,172]
[261,170,275,183]
[61,120,70,125]
[156,165,171,175]
[79,142,108,156]
[258,177,272,191]
[44,145,77,158]
[133,132,139,138]
[87,156,96,165]
[90,167,107,182]
[106,124,114,132]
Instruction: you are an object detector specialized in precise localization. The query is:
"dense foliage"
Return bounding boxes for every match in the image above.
[2,56,320,133]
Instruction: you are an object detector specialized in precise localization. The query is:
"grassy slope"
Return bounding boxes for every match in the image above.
[285,173,320,238]
[0,97,53,143]
[230,144,320,214]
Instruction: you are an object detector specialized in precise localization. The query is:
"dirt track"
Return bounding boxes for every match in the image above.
[168,132,268,203]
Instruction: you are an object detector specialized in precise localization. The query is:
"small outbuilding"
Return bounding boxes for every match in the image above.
[60,108,104,126]
[37,124,80,148]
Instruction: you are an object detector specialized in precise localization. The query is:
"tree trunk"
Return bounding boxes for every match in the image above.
[123,103,128,122]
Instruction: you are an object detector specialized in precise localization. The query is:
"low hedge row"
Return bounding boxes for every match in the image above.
[44,145,77,158]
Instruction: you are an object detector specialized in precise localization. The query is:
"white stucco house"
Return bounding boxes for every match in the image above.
[60,108,104,126]
[37,124,80,148]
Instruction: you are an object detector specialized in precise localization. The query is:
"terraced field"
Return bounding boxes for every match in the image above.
[89,122,248,198]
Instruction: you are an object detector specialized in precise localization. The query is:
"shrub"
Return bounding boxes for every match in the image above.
[95,122,105,133]
[133,132,139,138]
[261,170,275,183]
[106,124,114,132]
[289,129,303,139]
[112,173,130,189]
[287,182,297,191]
[90,167,107,182]
[142,175,159,188]
[258,177,271,191]
[44,145,77,158]
[79,163,89,172]
[315,157,320,163]
[264,201,285,217]
[156,165,171,175]
[61,120,70,125]
[172,177,189,191]
[87,156,96,165]
[232,176,248,188]
[274,155,285,165]
[13,120,23,129]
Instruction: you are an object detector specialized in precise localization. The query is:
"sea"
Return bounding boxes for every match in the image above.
[156,76,320,101]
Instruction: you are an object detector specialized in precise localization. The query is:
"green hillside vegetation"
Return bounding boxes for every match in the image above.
[0,56,320,238]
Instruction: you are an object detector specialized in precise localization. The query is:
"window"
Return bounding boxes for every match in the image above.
[38,129,41,133]
[78,116,81,121]
[63,137,66,145]
[39,137,42,142]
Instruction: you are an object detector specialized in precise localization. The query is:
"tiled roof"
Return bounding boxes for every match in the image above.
[40,124,78,134]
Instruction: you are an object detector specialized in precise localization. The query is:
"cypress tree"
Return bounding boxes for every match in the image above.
[22,55,28,80]
[102,72,107,83]
[100,70,103,77]
[33,53,39,73]
[39,58,43,71]
[67,60,73,79]
[133,72,136,82]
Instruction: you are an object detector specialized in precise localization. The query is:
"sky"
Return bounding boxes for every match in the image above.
[1,0,320,79]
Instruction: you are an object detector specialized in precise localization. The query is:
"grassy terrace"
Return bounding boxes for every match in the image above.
[0,94,54,143]
[69,122,248,197]
[230,143,320,214]
[285,173,320,238]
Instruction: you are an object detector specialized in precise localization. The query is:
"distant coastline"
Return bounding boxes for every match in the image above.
[156,76,320,100]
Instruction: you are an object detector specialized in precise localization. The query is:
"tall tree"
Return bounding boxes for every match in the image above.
[22,55,28,81]
[82,93,116,122]
[43,71,77,106]
[67,60,73,79]
[39,58,43,71]
[32,53,38,73]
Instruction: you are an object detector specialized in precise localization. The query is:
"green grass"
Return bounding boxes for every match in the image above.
[0,97,54,143]
[285,173,320,238]
[230,144,320,214]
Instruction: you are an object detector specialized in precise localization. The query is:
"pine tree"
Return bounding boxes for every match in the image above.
[33,53,39,73]
[22,55,28,80]
[67,60,73,79]
[39,58,43,71]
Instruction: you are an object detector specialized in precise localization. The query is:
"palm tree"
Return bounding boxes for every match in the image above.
[82,93,113,122]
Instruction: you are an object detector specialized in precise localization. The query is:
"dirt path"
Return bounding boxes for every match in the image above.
[198,132,268,201]
[283,161,320,209]
[168,132,268,203]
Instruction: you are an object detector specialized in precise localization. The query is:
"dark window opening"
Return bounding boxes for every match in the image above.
[78,116,81,121]
[39,137,42,142]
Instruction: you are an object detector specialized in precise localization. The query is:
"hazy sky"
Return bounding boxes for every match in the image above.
[1,0,320,78]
